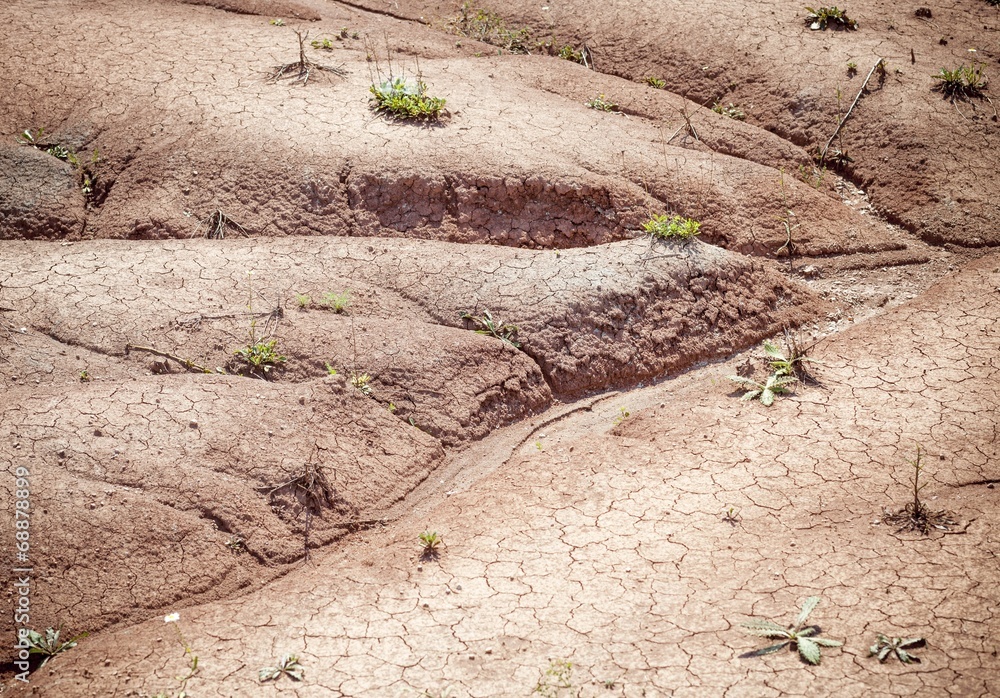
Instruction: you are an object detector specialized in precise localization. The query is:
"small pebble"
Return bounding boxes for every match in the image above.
[189,421,198,429]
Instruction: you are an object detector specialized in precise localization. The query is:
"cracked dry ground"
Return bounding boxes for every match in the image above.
[2,0,999,696]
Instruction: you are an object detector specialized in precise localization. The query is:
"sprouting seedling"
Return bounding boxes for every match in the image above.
[727,372,798,406]
[350,372,373,396]
[321,291,351,313]
[419,530,442,559]
[722,506,741,525]
[613,406,631,425]
[740,596,843,665]
[259,653,304,682]
[870,634,925,663]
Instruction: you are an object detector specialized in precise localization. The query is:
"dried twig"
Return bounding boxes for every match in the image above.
[125,344,223,374]
[200,209,248,239]
[270,30,348,85]
[821,58,885,163]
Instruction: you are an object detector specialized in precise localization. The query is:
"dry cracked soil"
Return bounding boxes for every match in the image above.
[1,0,998,696]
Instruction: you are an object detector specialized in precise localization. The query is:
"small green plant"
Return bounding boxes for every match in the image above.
[805,6,858,30]
[79,369,91,382]
[585,94,619,112]
[351,372,373,396]
[535,440,543,450]
[232,272,287,379]
[727,372,797,406]
[449,2,532,54]
[225,535,246,553]
[419,530,442,558]
[17,129,100,201]
[932,62,987,99]
[613,406,631,426]
[763,334,819,382]
[533,659,574,697]
[259,653,304,682]
[642,214,701,241]
[234,339,286,378]
[370,76,447,121]
[460,309,521,348]
[270,18,285,26]
[325,363,339,376]
[295,293,311,308]
[722,505,741,525]
[321,291,351,313]
[311,37,335,50]
[645,76,666,89]
[557,45,586,64]
[846,61,858,75]
[23,627,87,668]
[387,402,397,413]
[882,446,959,534]
[870,634,925,663]
[740,596,843,665]
[161,613,199,695]
[711,102,747,120]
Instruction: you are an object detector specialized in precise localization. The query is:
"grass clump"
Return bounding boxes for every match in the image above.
[932,62,987,99]
[321,291,351,313]
[449,1,531,54]
[805,6,858,30]
[259,654,304,682]
[643,214,701,241]
[645,76,667,89]
[370,76,446,121]
[740,596,843,665]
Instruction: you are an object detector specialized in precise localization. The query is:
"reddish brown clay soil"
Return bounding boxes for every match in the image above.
[1,0,998,696]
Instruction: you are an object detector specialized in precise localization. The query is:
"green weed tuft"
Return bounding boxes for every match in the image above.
[642,214,701,241]
[932,62,987,99]
[805,6,858,30]
[370,76,446,121]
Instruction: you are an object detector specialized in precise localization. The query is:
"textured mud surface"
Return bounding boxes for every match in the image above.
[1,0,998,695]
